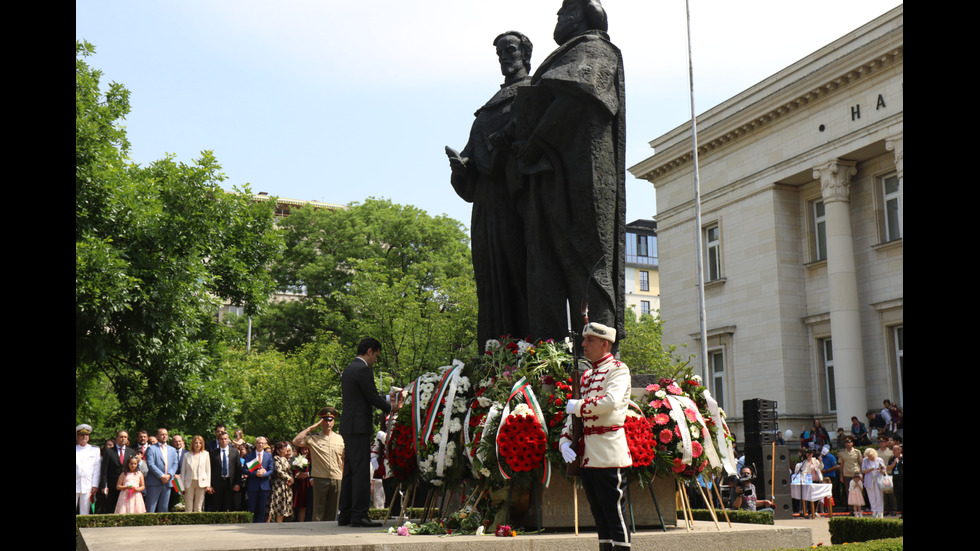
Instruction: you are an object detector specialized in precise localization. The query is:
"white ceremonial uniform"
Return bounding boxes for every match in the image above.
[560,352,632,549]
[560,353,632,468]
[76,443,102,515]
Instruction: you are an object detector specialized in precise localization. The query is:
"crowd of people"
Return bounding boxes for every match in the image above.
[75,420,397,522]
[76,338,400,525]
[77,344,904,525]
[722,399,904,519]
[805,399,904,519]
[711,399,904,520]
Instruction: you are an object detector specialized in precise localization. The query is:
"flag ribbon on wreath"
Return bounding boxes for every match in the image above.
[422,361,463,445]
[495,376,552,486]
[411,376,424,452]
[433,360,464,476]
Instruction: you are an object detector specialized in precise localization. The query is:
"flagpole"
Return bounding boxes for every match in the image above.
[685,0,709,378]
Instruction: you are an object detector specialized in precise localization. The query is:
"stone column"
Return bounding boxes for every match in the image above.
[885,133,903,237]
[813,159,865,429]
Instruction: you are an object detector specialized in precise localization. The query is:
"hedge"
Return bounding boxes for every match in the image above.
[679,508,773,525]
[829,516,903,544]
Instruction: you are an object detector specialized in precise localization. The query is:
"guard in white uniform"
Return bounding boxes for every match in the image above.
[75,423,102,515]
[560,322,632,551]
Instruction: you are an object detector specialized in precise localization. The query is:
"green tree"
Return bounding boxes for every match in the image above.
[619,307,690,376]
[255,198,478,384]
[220,334,348,443]
[75,41,283,430]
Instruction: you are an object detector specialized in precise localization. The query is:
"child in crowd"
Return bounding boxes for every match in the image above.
[847,475,864,517]
[115,456,147,514]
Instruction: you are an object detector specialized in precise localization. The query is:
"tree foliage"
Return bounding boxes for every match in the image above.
[252,198,478,385]
[619,307,690,377]
[75,41,283,430]
[216,333,348,443]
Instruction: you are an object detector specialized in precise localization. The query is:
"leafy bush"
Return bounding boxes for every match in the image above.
[681,508,773,525]
[76,511,252,528]
[755,537,903,551]
[829,517,903,544]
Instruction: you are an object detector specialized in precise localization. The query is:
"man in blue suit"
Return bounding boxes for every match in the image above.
[244,436,273,523]
[144,427,178,513]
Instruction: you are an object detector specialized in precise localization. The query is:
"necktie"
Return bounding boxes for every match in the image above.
[162,444,168,472]
[119,447,124,465]
[222,449,228,477]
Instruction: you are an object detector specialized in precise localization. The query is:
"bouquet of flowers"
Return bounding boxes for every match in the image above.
[386,407,418,481]
[464,378,495,479]
[497,403,548,473]
[623,404,656,468]
[410,361,472,487]
[290,454,309,473]
[642,377,711,479]
[678,375,738,478]
[541,374,573,467]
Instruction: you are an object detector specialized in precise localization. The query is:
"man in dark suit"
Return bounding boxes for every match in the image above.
[205,423,227,453]
[101,430,138,513]
[169,434,187,512]
[206,431,241,512]
[338,337,400,527]
[244,436,274,523]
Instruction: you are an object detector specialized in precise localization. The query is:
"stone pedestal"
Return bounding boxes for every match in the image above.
[516,472,677,529]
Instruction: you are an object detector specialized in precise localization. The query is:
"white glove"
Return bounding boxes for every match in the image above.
[370,457,379,472]
[565,399,581,415]
[560,441,577,463]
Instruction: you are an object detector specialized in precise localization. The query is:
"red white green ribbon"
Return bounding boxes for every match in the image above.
[495,376,552,487]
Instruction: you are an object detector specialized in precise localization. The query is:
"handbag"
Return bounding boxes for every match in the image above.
[879,473,894,490]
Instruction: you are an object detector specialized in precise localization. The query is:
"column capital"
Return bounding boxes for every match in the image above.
[885,133,903,181]
[813,160,858,203]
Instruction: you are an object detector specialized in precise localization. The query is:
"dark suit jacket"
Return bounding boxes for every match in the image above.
[174,448,187,475]
[209,445,242,485]
[339,358,391,435]
[101,445,138,491]
[243,450,274,492]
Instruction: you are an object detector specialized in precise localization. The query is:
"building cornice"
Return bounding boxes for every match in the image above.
[629,6,903,184]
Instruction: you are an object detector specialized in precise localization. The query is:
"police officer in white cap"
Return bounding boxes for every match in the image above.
[76,424,102,515]
[559,322,632,551]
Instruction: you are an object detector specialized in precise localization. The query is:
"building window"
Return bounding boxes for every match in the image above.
[637,234,649,257]
[882,174,901,241]
[813,200,827,261]
[893,325,904,404]
[640,300,651,315]
[639,270,650,292]
[822,339,837,413]
[709,349,725,410]
[705,225,721,281]
[626,231,657,265]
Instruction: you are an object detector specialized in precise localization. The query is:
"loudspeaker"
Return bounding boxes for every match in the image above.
[744,444,793,519]
[743,397,780,451]
[743,398,778,412]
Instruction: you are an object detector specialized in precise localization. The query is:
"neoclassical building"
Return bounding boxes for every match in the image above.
[629,6,902,437]
[625,219,660,318]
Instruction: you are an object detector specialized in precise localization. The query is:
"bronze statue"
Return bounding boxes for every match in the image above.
[513,0,626,345]
[447,31,533,344]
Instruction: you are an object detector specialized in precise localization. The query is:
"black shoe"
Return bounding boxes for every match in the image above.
[337,518,350,526]
[350,518,382,527]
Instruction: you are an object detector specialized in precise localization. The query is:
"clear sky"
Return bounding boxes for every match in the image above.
[76,0,901,233]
